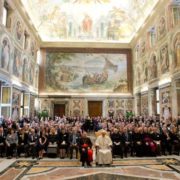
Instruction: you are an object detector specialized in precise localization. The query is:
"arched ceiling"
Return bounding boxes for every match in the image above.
[20,0,159,43]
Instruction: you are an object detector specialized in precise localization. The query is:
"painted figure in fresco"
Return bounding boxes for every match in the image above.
[149,54,157,80]
[163,106,171,121]
[12,92,20,121]
[162,92,169,104]
[23,57,29,82]
[174,33,180,67]
[16,21,23,40]
[0,38,10,71]
[13,49,21,77]
[82,70,108,85]
[82,14,92,33]
[160,45,169,74]
[29,63,34,85]
[31,42,35,56]
[143,62,148,83]
[140,41,146,57]
[158,17,166,39]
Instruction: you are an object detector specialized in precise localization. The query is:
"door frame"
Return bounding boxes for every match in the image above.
[88,100,103,117]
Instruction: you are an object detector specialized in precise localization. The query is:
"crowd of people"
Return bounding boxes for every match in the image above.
[0,115,179,166]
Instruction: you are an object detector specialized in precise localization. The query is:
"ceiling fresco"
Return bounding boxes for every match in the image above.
[21,0,159,43]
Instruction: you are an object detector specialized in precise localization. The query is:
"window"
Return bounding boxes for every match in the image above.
[2,6,7,26]
[156,89,160,115]
[0,86,11,119]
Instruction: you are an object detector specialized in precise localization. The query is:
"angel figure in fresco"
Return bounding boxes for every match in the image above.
[1,38,10,71]
[82,14,92,33]
[160,45,169,74]
[174,33,180,67]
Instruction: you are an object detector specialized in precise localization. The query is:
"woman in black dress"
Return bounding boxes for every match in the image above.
[58,128,69,158]
[38,130,47,159]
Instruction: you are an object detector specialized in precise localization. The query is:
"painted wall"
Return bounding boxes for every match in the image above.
[0,0,39,119]
[132,0,180,119]
[0,0,39,90]
[39,97,134,118]
[45,52,128,93]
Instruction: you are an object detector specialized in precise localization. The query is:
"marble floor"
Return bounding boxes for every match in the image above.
[0,156,180,180]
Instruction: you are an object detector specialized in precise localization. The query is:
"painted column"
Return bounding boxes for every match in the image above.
[134,93,141,116]
[148,88,156,116]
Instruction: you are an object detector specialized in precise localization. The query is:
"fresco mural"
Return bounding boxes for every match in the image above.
[21,0,159,42]
[174,32,180,67]
[12,88,21,121]
[13,48,22,78]
[149,54,157,80]
[16,20,23,40]
[160,44,169,74]
[0,35,11,72]
[157,16,166,40]
[29,61,35,85]
[22,56,29,83]
[45,52,128,93]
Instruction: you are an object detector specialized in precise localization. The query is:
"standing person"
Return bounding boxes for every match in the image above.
[79,132,92,167]
[0,126,6,157]
[95,129,113,166]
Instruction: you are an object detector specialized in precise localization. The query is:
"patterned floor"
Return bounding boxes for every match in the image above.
[0,157,180,180]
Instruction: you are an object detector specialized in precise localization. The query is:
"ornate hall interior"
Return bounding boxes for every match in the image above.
[0,0,180,179]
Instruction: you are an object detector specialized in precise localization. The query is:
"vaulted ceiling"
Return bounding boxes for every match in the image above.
[20,0,159,43]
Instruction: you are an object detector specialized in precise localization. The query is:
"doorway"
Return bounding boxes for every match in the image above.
[54,104,65,118]
[88,101,102,117]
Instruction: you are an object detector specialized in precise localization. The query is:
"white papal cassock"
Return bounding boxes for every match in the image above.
[95,135,113,165]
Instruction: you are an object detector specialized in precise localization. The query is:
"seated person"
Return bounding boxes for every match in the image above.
[47,127,58,157]
[79,131,92,166]
[111,128,125,158]
[69,128,80,159]
[17,128,29,157]
[58,128,69,159]
[28,128,38,159]
[37,131,47,159]
[5,128,18,159]
[95,129,113,166]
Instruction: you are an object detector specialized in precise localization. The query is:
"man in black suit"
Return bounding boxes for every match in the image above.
[28,128,38,159]
[0,126,6,157]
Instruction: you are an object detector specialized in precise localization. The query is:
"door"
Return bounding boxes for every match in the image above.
[88,101,102,117]
[54,104,65,118]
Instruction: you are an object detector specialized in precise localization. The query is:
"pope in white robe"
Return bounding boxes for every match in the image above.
[95,129,113,165]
